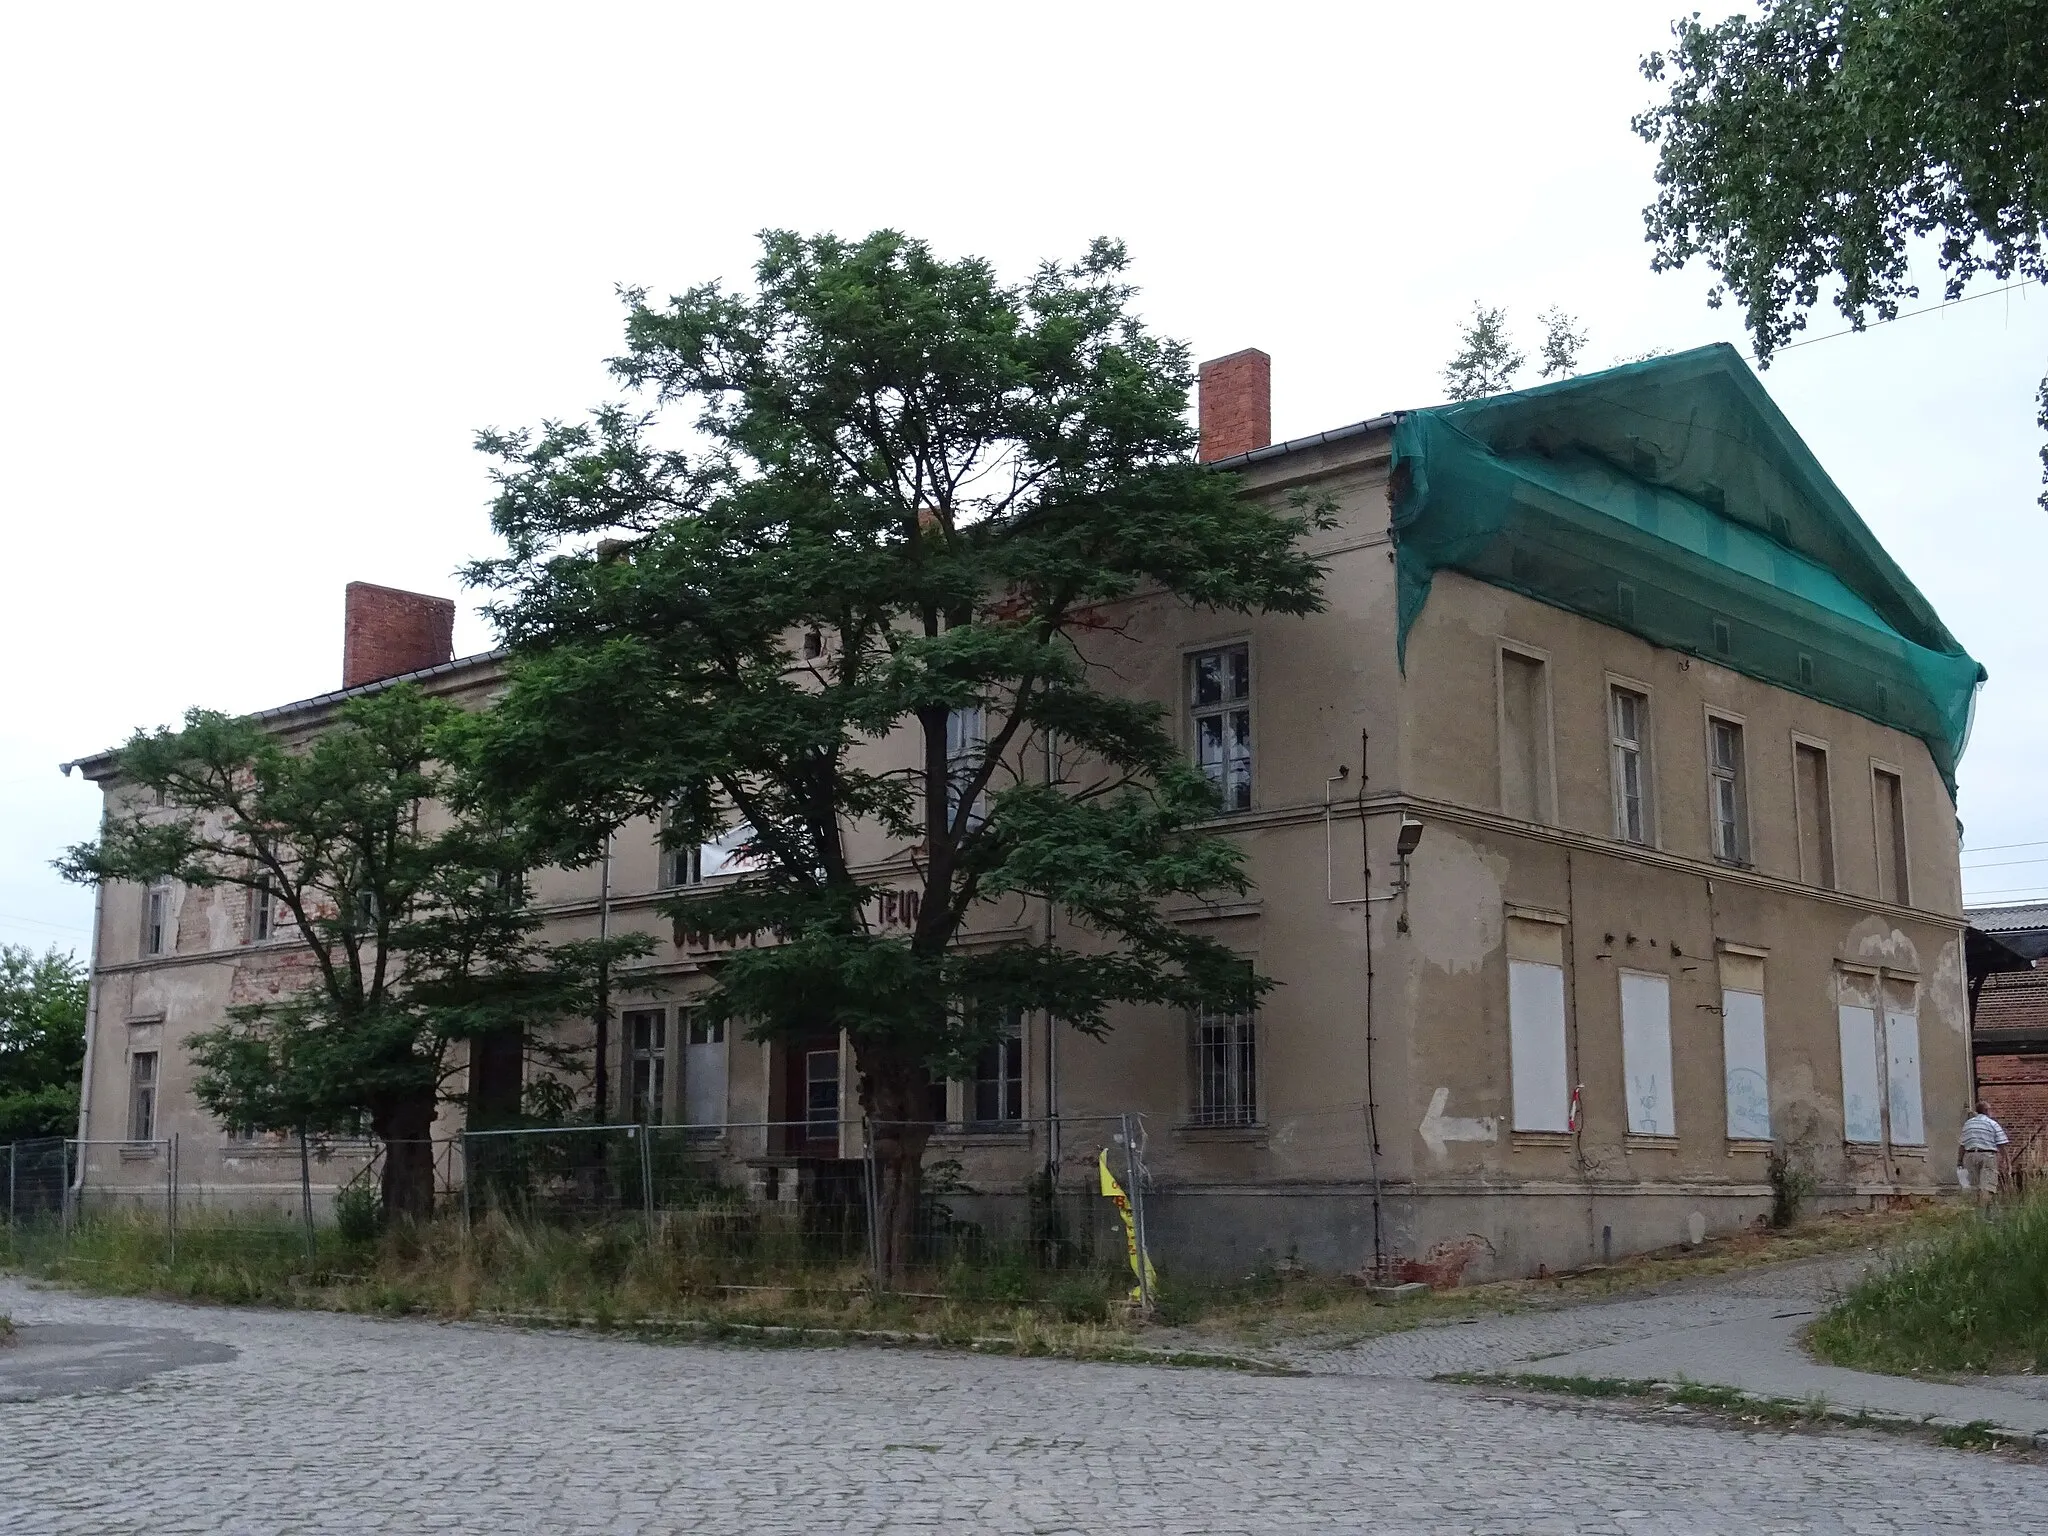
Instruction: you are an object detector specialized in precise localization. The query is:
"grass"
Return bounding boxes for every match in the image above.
[1809,1196,2048,1375]
[1169,1201,1962,1353]
[1444,1372,2037,1455]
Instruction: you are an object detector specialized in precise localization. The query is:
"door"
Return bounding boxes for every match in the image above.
[682,1008,727,1134]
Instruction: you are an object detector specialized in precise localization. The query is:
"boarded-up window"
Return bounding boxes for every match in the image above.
[1507,917,1569,1132]
[1885,978,1924,1147]
[1620,971,1676,1136]
[1794,743,1835,888]
[1718,952,1770,1141]
[1837,970,1883,1144]
[1499,650,1551,823]
[1873,768,1909,905]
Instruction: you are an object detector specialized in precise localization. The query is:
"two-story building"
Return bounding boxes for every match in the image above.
[65,343,1983,1281]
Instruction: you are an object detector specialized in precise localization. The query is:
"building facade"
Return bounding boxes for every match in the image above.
[66,347,1983,1281]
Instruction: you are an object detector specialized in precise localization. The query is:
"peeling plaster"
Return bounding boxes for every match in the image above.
[1930,937,1967,1036]
[1842,916,1921,972]
[1405,831,1506,975]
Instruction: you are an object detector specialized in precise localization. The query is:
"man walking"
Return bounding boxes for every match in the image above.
[1959,1102,2009,1212]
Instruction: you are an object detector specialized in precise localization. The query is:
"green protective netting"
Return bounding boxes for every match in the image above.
[1389,343,1985,799]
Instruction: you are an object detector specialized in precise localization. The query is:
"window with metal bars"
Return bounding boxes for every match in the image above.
[1190,985,1257,1126]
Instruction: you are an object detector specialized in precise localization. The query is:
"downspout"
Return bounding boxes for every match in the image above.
[1044,730,1060,1180]
[68,776,107,1201]
[1359,732,1382,1274]
[592,832,613,1121]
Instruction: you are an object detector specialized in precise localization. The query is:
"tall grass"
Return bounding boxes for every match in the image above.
[1809,1198,2048,1374]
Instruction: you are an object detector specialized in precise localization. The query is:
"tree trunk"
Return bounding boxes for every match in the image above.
[374,1095,438,1220]
[859,1058,932,1284]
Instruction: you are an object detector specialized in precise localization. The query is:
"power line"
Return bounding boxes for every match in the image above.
[1961,885,2048,901]
[1759,278,2042,361]
[1962,839,2048,856]
[1961,855,2048,872]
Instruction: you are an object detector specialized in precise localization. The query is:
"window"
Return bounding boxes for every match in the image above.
[143,879,170,957]
[805,1048,840,1142]
[1506,918,1570,1132]
[1620,971,1676,1137]
[1190,975,1257,1126]
[1837,971,1884,1144]
[625,1008,666,1124]
[970,1011,1024,1126]
[1884,978,1924,1148]
[663,820,755,888]
[1707,716,1748,864]
[681,1009,727,1133]
[1873,767,1909,905]
[494,869,526,908]
[1190,644,1252,813]
[1794,742,1835,888]
[1609,687,1652,844]
[1720,953,1771,1142]
[354,889,379,928]
[128,1052,158,1143]
[247,874,273,943]
[945,704,988,831]
[1498,648,1552,823]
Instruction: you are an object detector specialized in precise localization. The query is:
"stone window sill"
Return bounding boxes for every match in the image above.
[1625,1135,1680,1151]
[1174,1123,1268,1144]
[1511,1131,1574,1150]
[1725,1139,1773,1156]
[119,1145,160,1161]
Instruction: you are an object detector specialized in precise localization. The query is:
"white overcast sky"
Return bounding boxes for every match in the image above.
[3,2,2044,957]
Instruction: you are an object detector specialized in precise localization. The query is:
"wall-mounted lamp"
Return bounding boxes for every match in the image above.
[1396,818,1426,860]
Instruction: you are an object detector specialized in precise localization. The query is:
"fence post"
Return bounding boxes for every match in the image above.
[461,1132,473,1235]
[861,1120,883,1293]
[299,1128,316,1264]
[7,1141,14,1233]
[638,1125,654,1236]
[61,1140,72,1248]
[166,1135,178,1267]
[1120,1113,1152,1316]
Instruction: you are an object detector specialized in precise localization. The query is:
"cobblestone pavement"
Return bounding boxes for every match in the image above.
[3,1271,2043,1535]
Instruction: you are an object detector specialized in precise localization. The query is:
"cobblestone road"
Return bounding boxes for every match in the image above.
[2,1274,2042,1535]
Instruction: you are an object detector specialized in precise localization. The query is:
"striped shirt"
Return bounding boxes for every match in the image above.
[1960,1114,2008,1152]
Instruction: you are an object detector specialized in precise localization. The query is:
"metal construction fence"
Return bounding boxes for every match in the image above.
[1,1115,1161,1301]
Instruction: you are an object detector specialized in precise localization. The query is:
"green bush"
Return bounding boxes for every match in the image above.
[334,1183,381,1246]
[1810,1199,2048,1373]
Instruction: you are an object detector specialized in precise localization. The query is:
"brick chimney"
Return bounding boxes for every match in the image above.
[1198,348,1272,463]
[342,582,456,690]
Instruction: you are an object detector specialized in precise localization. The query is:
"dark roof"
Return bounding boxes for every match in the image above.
[1966,901,2048,933]
[1976,967,2048,1034]
[61,649,510,780]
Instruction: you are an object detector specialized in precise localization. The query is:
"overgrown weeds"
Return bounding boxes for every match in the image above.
[1809,1196,2048,1374]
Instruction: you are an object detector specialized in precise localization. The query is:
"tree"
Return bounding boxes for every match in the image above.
[468,230,1328,1276]
[1635,0,2048,503]
[1537,307,1589,379]
[0,946,88,1142]
[1442,303,1526,400]
[57,686,640,1216]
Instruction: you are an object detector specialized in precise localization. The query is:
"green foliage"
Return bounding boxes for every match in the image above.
[57,685,647,1213]
[1441,303,1526,401]
[467,229,1329,1188]
[0,945,87,1140]
[1536,307,1588,379]
[1766,1142,1817,1229]
[1636,0,2048,502]
[1810,1197,2048,1373]
[334,1181,383,1245]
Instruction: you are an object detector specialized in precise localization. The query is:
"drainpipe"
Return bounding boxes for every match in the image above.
[1044,730,1060,1180]
[592,833,613,1121]
[68,783,108,1202]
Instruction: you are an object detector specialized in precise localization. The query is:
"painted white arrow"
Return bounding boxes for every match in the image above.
[1419,1086,1498,1161]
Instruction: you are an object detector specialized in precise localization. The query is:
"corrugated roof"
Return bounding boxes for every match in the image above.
[1967,901,2048,933]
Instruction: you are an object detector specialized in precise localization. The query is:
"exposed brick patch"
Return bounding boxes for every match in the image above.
[1395,1234,1496,1290]
[342,583,456,690]
[1198,349,1272,463]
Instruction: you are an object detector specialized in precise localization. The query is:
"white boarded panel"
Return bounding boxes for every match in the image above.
[1839,1004,1883,1143]
[1509,959,1569,1132]
[1722,988,1771,1141]
[1885,1008,1924,1146]
[1620,971,1675,1136]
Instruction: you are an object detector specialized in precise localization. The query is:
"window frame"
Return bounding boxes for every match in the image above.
[944,703,989,833]
[1495,640,1557,825]
[623,1006,668,1125]
[1188,966,1259,1128]
[1702,708,1751,866]
[128,1050,159,1143]
[1869,761,1911,906]
[1605,677,1657,847]
[143,878,170,958]
[1185,639,1255,815]
[967,1009,1026,1129]
[1790,733,1837,889]
[247,872,274,944]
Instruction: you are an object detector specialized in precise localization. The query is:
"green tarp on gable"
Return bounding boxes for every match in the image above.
[1388,343,1985,798]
